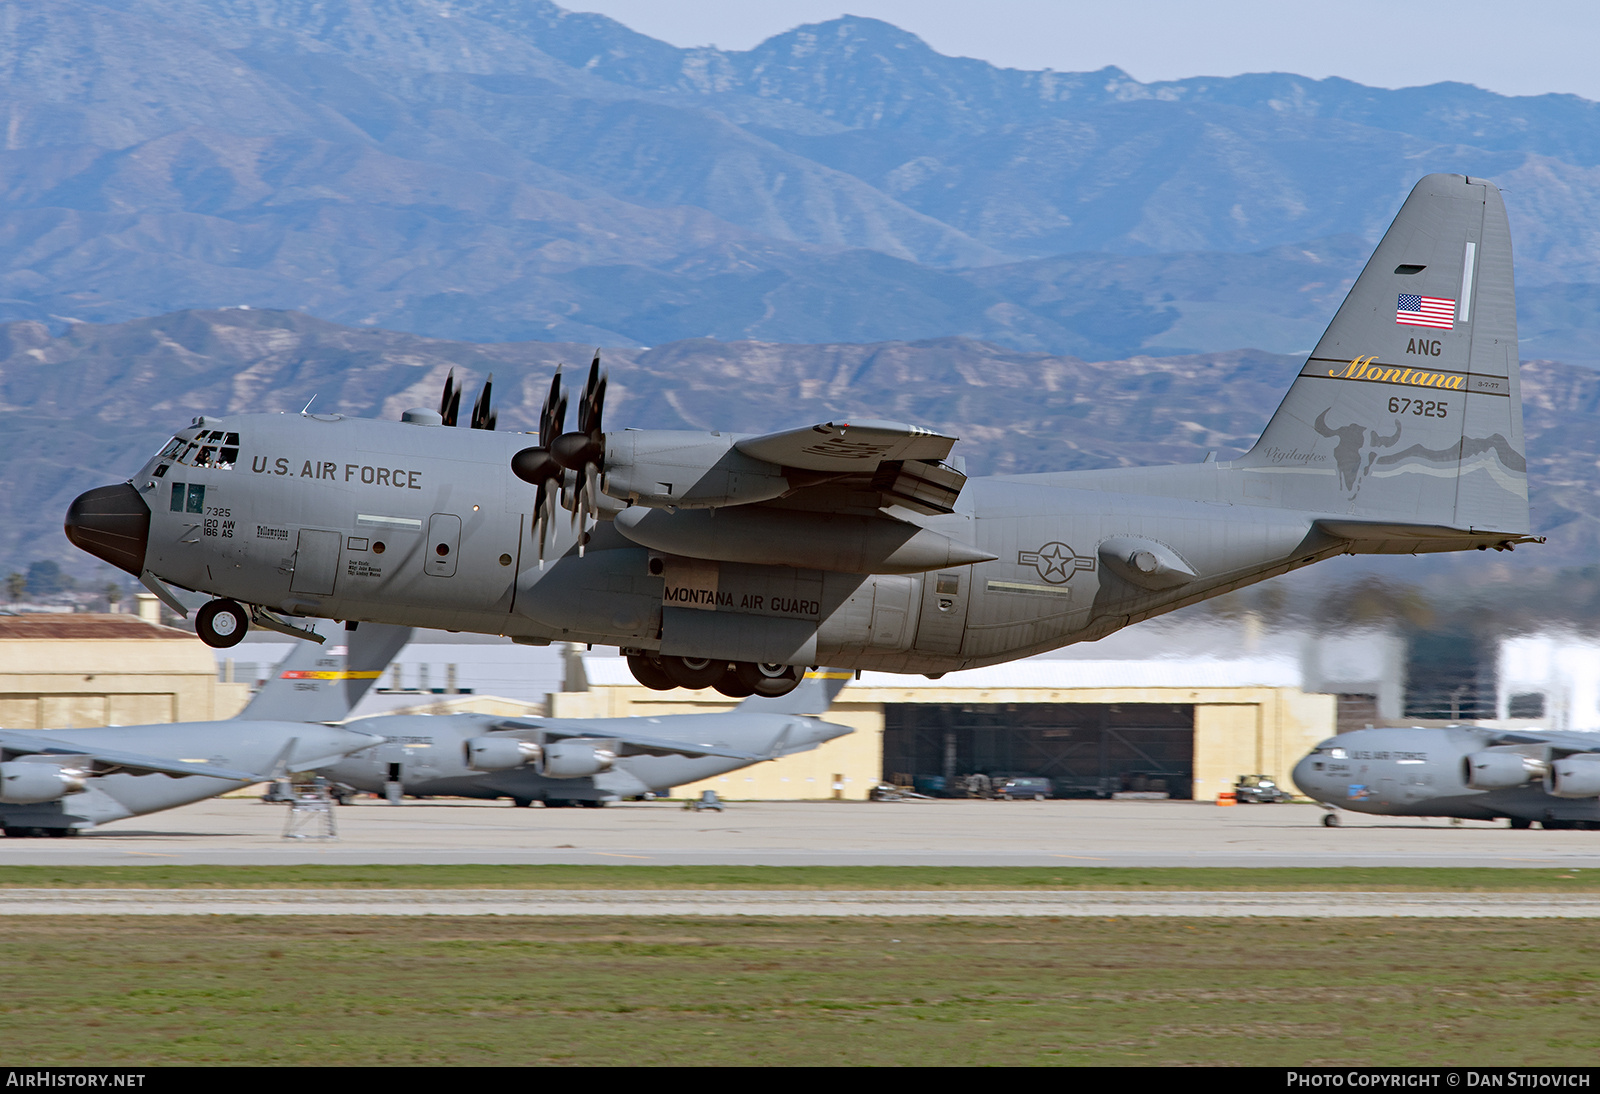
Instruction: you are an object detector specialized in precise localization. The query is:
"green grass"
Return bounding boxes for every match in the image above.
[0,864,1596,889]
[1,916,1595,1066]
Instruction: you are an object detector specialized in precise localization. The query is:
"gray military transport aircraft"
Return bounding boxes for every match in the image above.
[0,624,407,837]
[1294,726,1600,830]
[322,669,853,806]
[65,174,1537,696]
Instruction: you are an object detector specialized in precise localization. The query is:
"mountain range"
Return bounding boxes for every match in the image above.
[1,0,1597,362]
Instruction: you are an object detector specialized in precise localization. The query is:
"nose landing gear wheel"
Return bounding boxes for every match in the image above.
[1321,813,1341,827]
[195,598,249,648]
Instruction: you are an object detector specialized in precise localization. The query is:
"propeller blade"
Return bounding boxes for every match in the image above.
[577,350,606,437]
[470,373,495,430]
[439,368,458,426]
[540,370,567,444]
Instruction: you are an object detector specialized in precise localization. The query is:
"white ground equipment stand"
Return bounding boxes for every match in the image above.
[282,777,339,840]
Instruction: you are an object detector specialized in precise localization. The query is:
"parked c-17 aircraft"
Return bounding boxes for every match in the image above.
[1294,725,1600,830]
[66,174,1536,697]
[322,668,853,807]
[0,623,409,837]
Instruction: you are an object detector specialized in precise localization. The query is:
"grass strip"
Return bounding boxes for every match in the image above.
[0,864,1595,890]
[1,916,1595,1066]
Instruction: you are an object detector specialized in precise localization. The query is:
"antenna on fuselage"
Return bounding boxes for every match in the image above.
[300,395,317,416]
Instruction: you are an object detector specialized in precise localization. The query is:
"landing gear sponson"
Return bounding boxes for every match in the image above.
[194,595,805,699]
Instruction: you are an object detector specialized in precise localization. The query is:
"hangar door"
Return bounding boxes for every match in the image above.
[882,703,1194,799]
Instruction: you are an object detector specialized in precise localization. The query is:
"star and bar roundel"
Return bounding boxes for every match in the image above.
[1017,542,1096,584]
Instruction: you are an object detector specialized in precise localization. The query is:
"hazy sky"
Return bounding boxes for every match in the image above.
[560,0,1598,101]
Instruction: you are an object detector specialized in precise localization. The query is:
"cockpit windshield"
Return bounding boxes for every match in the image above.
[155,430,240,470]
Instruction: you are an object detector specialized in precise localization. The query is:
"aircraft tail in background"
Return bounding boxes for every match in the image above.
[736,669,852,715]
[236,623,412,723]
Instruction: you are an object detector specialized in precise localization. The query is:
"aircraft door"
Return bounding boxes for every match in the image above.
[289,529,341,596]
[425,514,461,578]
[870,575,919,649]
[913,569,971,656]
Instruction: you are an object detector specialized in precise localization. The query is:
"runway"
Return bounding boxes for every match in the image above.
[2,888,1597,917]
[3,796,1598,868]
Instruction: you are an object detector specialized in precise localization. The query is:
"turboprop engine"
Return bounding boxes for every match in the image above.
[1548,756,1600,799]
[0,762,90,804]
[1463,749,1549,790]
[464,737,542,773]
[540,740,618,779]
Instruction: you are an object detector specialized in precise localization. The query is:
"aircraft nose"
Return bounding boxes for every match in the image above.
[1290,755,1323,800]
[64,483,151,576]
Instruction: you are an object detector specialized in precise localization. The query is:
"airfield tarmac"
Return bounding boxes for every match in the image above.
[3,796,1598,869]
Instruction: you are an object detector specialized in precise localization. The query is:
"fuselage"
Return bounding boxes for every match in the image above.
[323,710,851,804]
[110,411,1344,672]
[1292,726,1600,826]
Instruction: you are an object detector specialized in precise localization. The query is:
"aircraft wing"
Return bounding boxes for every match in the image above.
[0,730,265,782]
[735,419,956,471]
[489,721,759,761]
[736,420,967,515]
[1488,729,1600,755]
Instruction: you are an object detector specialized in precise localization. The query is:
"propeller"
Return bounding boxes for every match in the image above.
[550,351,607,535]
[439,368,462,427]
[510,370,569,564]
[469,373,497,430]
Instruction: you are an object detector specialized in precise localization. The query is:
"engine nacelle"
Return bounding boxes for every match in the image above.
[1463,749,1548,790]
[539,740,618,779]
[1548,756,1600,799]
[464,737,542,773]
[0,762,89,804]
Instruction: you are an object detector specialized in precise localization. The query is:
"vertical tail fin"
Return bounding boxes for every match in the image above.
[736,668,852,715]
[1239,174,1528,539]
[235,623,413,723]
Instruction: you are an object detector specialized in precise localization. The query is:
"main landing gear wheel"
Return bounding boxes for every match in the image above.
[712,669,755,698]
[195,598,249,649]
[734,662,803,698]
[660,656,728,690]
[626,654,676,691]
[1509,816,1532,829]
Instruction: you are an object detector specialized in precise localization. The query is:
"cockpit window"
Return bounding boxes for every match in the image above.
[160,430,241,470]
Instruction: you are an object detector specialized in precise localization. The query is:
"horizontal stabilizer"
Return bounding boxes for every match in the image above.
[736,419,956,473]
[1316,519,1541,554]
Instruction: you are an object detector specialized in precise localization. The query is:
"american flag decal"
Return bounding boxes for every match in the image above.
[1396,294,1455,330]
